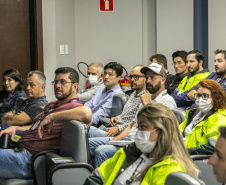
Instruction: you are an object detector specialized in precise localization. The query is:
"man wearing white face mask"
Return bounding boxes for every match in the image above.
[179,79,226,155]
[77,62,104,104]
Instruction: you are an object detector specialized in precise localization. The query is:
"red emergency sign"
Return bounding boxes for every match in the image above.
[100,0,113,11]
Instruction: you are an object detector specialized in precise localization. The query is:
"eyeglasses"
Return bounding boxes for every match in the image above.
[51,80,74,86]
[128,75,146,81]
[194,93,210,100]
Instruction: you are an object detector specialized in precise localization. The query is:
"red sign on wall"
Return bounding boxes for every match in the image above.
[100,0,113,11]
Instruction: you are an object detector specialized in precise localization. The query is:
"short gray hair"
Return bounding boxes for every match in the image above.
[27,70,46,85]
[89,62,104,74]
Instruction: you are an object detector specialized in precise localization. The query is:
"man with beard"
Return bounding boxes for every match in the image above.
[171,50,209,109]
[188,49,226,101]
[208,127,226,184]
[89,65,146,138]
[0,67,92,179]
[89,63,176,168]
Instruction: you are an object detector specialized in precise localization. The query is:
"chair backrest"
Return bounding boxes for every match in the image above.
[59,120,90,163]
[191,155,221,185]
[172,108,186,124]
[110,94,128,117]
[165,172,205,185]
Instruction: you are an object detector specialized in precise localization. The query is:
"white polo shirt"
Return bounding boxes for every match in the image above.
[127,90,177,140]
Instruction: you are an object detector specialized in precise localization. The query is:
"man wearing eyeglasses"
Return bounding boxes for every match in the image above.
[89,65,146,138]
[89,63,177,168]
[1,71,48,130]
[166,50,189,95]
[0,67,92,179]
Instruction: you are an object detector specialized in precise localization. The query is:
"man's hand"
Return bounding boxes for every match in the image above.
[0,126,17,141]
[140,91,151,105]
[187,90,197,101]
[38,115,53,139]
[110,117,118,126]
[105,127,119,137]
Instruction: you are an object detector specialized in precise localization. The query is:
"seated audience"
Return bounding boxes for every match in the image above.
[0,69,27,118]
[208,126,226,184]
[84,103,198,185]
[85,62,124,125]
[1,70,48,128]
[171,50,209,109]
[166,50,189,94]
[89,63,176,168]
[77,62,104,104]
[180,79,226,155]
[89,65,146,138]
[0,67,92,179]
[149,54,174,90]
[188,49,226,102]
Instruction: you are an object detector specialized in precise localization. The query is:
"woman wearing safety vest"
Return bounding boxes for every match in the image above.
[84,102,198,185]
[180,79,226,155]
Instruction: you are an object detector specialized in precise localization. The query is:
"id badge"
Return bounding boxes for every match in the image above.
[31,120,41,130]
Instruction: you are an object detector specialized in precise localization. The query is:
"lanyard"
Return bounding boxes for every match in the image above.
[31,98,79,130]
[126,158,144,185]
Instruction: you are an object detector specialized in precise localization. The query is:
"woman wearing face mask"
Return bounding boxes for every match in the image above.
[84,102,198,185]
[180,79,226,155]
[0,69,26,118]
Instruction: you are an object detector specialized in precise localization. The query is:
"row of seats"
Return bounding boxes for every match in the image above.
[1,121,219,185]
[0,94,216,185]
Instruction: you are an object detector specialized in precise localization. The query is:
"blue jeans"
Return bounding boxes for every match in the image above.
[0,148,32,179]
[89,126,107,137]
[89,126,132,168]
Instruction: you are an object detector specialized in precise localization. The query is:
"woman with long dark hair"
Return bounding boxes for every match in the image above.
[0,69,26,118]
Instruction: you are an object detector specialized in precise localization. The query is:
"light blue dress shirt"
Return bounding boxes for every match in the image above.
[85,84,124,124]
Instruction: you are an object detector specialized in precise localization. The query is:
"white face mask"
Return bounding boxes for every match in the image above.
[195,97,213,113]
[87,75,99,85]
[135,130,157,153]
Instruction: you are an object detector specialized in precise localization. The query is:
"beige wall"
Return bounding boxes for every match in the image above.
[74,0,144,89]
[42,0,57,101]
[208,0,226,72]
[156,0,193,74]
